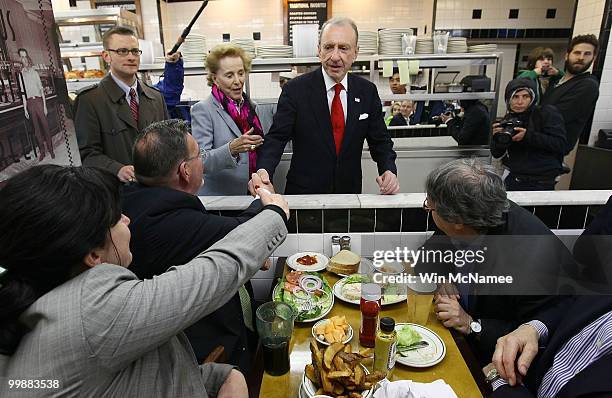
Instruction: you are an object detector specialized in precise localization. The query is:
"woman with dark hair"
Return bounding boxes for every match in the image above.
[0,165,289,397]
[518,47,564,102]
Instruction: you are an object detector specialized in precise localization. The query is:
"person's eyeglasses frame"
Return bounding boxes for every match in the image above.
[177,147,204,175]
[107,48,143,56]
[423,197,435,212]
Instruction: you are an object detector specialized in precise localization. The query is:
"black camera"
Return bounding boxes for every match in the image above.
[493,117,525,147]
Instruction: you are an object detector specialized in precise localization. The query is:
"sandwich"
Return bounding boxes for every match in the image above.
[327,250,360,275]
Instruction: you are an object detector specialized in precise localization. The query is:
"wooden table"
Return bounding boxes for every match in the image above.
[258,262,483,398]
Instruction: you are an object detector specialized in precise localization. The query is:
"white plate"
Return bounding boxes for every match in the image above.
[311,319,354,346]
[332,276,407,306]
[272,276,334,323]
[302,365,373,398]
[394,323,446,368]
[287,252,329,272]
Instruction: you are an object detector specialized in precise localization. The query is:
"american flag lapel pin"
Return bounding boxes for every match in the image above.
[355,97,360,102]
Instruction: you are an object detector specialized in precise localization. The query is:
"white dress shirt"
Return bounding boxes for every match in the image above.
[321,68,348,123]
[21,68,44,98]
[110,72,139,104]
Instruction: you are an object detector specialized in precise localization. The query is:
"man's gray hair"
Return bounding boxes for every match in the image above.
[319,17,359,45]
[133,119,191,184]
[426,158,509,231]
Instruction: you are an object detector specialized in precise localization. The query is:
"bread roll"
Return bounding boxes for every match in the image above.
[327,250,360,275]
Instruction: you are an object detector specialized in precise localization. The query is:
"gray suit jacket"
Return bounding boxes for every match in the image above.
[0,209,287,397]
[191,96,258,196]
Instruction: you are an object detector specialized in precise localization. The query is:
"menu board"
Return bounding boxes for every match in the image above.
[284,0,329,45]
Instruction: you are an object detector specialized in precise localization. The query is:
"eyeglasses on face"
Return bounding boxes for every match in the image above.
[423,197,435,212]
[107,48,142,56]
[177,146,205,175]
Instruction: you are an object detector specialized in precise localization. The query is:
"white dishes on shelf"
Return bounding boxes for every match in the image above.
[181,34,207,63]
[358,30,378,55]
[447,37,468,53]
[378,28,413,55]
[231,38,256,59]
[468,43,498,53]
[256,44,293,59]
[415,36,434,54]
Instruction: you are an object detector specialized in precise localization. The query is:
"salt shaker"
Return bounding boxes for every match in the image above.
[331,236,341,256]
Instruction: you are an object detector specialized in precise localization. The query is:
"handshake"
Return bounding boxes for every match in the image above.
[247,169,290,220]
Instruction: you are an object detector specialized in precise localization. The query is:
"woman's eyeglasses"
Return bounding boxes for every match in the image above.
[107,48,143,56]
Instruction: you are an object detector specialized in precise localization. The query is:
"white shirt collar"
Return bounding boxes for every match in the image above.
[321,67,349,93]
[110,71,138,98]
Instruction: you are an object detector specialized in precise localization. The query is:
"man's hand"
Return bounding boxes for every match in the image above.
[376,170,400,195]
[435,283,460,301]
[440,113,452,123]
[217,369,248,398]
[43,106,48,116]
[260,258,271,271]
[492,324,539,386]
[434,295,471,335]
[165,52,181,63]
[229,128,264,155]
[248,169,275,196]
[117,165,136,183]
[512,127,526,142]
[258,187,289,220]
[24,107,29,119]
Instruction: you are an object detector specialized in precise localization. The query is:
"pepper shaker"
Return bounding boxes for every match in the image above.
[340,235,351,251]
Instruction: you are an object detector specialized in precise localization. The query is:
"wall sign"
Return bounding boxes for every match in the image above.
[284,0,330,45]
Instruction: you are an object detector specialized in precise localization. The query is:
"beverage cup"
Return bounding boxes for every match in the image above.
[256,301,295,376]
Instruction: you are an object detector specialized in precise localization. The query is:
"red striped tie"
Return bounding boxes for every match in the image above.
[129,88,139,123]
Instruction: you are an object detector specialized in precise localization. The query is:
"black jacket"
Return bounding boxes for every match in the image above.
[542,72,600,154]
[388,113,417,126]
[492,296,612,398]
[420,202,570,363]
[257,67,397,194]
[447,100,490,145]
[121,183,262,369]
[491,78,568,178]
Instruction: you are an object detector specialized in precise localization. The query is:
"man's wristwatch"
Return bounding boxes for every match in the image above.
[485,367,500,384]
[469,318,482,335]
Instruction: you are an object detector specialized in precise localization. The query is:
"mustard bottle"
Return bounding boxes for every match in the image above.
[374,317,397,376]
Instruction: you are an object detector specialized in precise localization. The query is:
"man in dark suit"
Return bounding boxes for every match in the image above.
[420,159,568,363]
[75,26,168,182]
[121,119,283,372]
[257,17,399,194]
[487,295,612,397]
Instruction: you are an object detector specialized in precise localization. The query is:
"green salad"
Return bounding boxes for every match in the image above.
[273,271,333,322]
[397,325,423,347]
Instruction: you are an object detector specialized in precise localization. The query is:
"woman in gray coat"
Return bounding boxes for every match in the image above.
[192,44,264,195]
[0,165,289,397]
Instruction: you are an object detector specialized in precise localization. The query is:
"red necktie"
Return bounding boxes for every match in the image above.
[331,83,345,155]
[129,88,139,123]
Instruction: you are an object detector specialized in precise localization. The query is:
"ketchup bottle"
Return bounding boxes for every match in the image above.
[359,283,381,348]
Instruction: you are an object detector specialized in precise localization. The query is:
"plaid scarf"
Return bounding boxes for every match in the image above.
[211,84,263,175]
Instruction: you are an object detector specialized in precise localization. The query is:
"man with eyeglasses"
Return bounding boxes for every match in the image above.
[121,119,285,373]
[74,26,168,182]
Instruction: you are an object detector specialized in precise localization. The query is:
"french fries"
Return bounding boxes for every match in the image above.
[305,339,385,397]
[315,315,350,344]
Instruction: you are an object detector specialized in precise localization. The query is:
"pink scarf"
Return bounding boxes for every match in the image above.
[211,84,263,175]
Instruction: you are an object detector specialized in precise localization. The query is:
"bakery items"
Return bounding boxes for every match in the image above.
[327,250,360,275]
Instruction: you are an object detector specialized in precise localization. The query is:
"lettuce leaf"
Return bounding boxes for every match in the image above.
[397,325,422,347]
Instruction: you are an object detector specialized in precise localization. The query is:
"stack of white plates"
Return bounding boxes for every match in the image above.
[378,28,413,55]
[447,37,468,53]
[181,34,207,63]
[358,30,378,54]
[468,43,498,53]
[415,36,434,54]
[231,38,256,59]
[256,44,293,59]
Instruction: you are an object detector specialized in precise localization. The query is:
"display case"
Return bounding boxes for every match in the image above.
[55,8,143,93]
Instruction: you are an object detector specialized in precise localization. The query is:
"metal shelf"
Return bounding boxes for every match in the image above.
[54,8,139,27]
[60,43,104,58]
[379,92,496,101]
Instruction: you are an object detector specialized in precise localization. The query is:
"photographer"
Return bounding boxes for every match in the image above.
[440,98,490,145]
[491,78,567,191]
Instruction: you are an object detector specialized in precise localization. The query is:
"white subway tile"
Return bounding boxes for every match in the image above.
[274,234,299,257]
[298,234,325,253]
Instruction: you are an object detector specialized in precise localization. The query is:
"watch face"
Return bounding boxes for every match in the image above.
[470,321,482,333]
